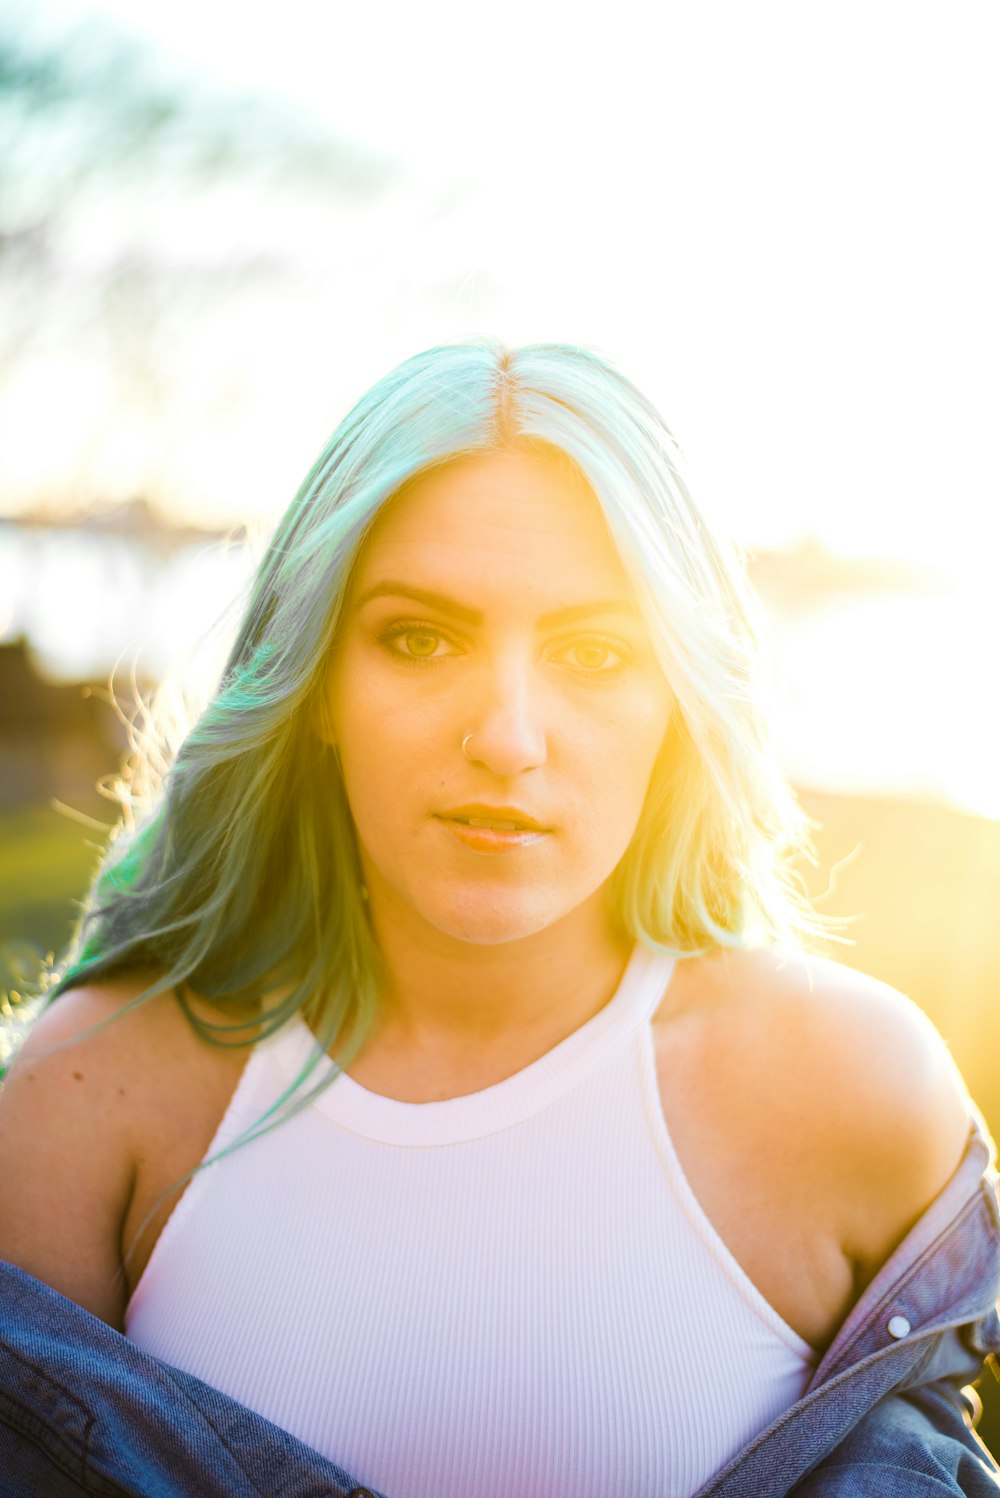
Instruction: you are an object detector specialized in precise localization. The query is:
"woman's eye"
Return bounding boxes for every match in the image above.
[381,625,461,662]
[556,639,628,674]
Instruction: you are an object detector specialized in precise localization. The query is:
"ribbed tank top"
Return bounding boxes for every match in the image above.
[126,944,817,1498]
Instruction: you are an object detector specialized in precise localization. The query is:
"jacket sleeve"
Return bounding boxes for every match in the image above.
[791,1378,1000,1496]
[0,1260,383,1498]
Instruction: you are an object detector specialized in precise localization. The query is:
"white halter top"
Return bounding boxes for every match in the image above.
[126,944,816,1497]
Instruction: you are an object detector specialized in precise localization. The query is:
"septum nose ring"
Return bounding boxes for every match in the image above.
[461,733,475,762]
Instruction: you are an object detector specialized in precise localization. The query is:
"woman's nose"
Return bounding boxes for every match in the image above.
[461,656,547,776]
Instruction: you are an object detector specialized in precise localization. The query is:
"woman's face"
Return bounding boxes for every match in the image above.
[322,446,673,948]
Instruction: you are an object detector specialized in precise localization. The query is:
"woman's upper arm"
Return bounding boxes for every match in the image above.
[831,974,973,1273]
[0,985,143,1329]
[774,955,976,1276]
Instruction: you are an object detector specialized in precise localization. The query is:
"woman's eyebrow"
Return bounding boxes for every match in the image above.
[353,582,637,629]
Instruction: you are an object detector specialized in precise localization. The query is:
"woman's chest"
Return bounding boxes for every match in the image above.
[124,1076,817,1498]
[123,1009,858,1355]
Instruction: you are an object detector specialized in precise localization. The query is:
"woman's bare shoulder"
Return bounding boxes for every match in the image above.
[4,971,244,1113]
[658,946,973,1268]
[662,945,971,1108]
[0,971,246,1327]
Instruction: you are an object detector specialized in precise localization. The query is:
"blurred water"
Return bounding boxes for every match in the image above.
[2,525,997,820]
[764,590,1000,821]
[1,523,255,702]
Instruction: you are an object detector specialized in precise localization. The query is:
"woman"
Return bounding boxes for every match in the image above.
[1,339,998,1498]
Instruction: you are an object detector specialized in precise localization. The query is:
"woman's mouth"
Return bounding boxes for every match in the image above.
[451,815,528,831]
[435,807,551,852]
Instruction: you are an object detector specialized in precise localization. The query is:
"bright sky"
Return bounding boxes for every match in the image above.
[10,0,1000,577]
[5,1,999,818]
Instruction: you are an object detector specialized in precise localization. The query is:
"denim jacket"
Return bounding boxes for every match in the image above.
[2,1114,999,1498]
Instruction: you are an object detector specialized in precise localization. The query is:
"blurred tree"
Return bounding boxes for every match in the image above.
[0,9,396,246]
[0,6,400,516]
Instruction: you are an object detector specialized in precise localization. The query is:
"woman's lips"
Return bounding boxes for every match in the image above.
[435,816,550,853]
[439,805,548,832]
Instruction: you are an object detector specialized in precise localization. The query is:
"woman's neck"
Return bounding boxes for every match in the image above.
[342,887,633,1100]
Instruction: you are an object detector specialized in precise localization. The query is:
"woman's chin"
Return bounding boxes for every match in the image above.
[419,891,570,948]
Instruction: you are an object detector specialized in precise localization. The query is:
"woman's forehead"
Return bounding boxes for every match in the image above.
[351,448,632,597]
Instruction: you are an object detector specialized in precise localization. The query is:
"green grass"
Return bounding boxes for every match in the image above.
[0,800,113,1071]
[0,801,111,955]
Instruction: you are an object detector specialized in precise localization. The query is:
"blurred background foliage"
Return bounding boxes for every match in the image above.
[1,0,997,1455]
